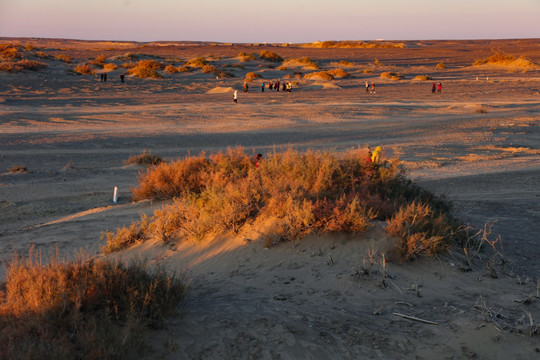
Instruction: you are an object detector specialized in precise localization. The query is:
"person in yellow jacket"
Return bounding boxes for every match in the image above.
[371,146,382,163]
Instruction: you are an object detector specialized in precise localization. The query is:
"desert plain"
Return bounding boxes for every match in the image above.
[0,38,539,359]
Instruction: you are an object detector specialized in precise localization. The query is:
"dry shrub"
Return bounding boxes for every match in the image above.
[245,72,262,81]
[386,201,452,260]
[330,60,354,67]
[128,60,164,78]
[0,251,185,360]
[304,71,334,80]
[380,72,403,80]
[73,63,95,75]
[25,44,35,51]
[282,57,319,70]
[125,150,163,166]
[201,64,218,74]
[186,57,208,68]
[35,51,48,58]
[122,61,136,69]
[238,52,256,62]
[107,147,456,256]
[436,62,446,69]
[473,105,488,114]
[414,74,432,81]
[177,66,192,72]
[0,62,14,72]
[259,50,283,62]
[328,68,351,79]
[15,60,47,71]
[103,63,118,71]
[55,54,72,63]
[0,45,22,61]
[90,54,107,67]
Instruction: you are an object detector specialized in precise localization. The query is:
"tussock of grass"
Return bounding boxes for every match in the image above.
[259,50,283,62]
[124,151,163,166]
[304,71,334,80]
[0,251,185,360]
[0,44,23,61]
[90,54,107,67]
[414,74,432,81]
[73,63,95,75]
[186,57,208,68]
[327,68,351,79]
[436,62,446,69]
[103,63,117,71]
[128,60,164,78]
[330,60,354,67]
[110,147,456,260]
[245,72,262,81]
[380,72,404,80]
[238,52,256,62]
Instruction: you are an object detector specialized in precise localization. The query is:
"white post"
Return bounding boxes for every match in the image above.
[113,186,118,203]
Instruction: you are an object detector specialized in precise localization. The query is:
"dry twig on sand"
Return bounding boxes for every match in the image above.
[392,312,439,325]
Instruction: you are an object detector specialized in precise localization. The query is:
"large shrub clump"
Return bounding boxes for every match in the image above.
[0,252,185,360]
[105,148,457,260]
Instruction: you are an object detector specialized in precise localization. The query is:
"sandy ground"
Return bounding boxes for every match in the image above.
[1,39,539,358]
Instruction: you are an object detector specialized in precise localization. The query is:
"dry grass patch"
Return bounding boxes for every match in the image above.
[436,62,446,69]
[186,57,208,68]
[0,251,185,360]
[103,63,118,71]
[281,57,319,70]
[306,41,405,49]
[238,52,256,62]
[0,60,47,73]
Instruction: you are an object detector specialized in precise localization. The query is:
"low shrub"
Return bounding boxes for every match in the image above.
[90,54,107,67]
[56,54,72,63]
[245,72,262,81]
[259,50,283,62]
[124,150,163,166]
[186,57,208,68]
[128,60,164,78]
[13,60,47,71]
[103,63,118,71]
[201,64,218,74]
[328,68,351,78]
[35,51,49,58]
[164,64,178,73]
[414,74,432,81]
[436,62,446,69]
[0,251,185,360]
[238,52,256,62]
[308,41,405,49]
[0,45,22,61]
[380,72,403,80]
[73,63,95,75]
[25,44,36,51]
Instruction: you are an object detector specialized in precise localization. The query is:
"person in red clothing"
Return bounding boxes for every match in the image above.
[437,82,442,94]
[432,82,436,94]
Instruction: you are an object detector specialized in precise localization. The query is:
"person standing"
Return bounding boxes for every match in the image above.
[371,82,375,94]
[261,82,265,92]
[120,73,125,83]
[233,90,238,103]
[276,80,280,92]
[103,73,107,82]
[365,81,369,93]
[437,82,442,94]
[244,83,248,93]
[432,82,436,94]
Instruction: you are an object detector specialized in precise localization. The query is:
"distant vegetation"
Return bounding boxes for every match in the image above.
[305,41,405,49]
[104,147,458,261]
[473,51,536,68]
[0,43,47,73]
[414,74,432,81]
[259,50,283,62]
[127,59,164,78]
[436,62,446,69]
[73,63,95,75]
[281,57,319,70]
[380,72,404,80]
[0,252,185,360]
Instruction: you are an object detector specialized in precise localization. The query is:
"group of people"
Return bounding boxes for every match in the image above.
[432,82,442,94]
[260,80,292,93]
[365,81,376,94]
[100,73,125,83]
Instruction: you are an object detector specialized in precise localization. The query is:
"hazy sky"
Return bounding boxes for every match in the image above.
[1,0,539,42]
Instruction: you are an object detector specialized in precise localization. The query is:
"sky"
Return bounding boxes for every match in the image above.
[1,0,539,43]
